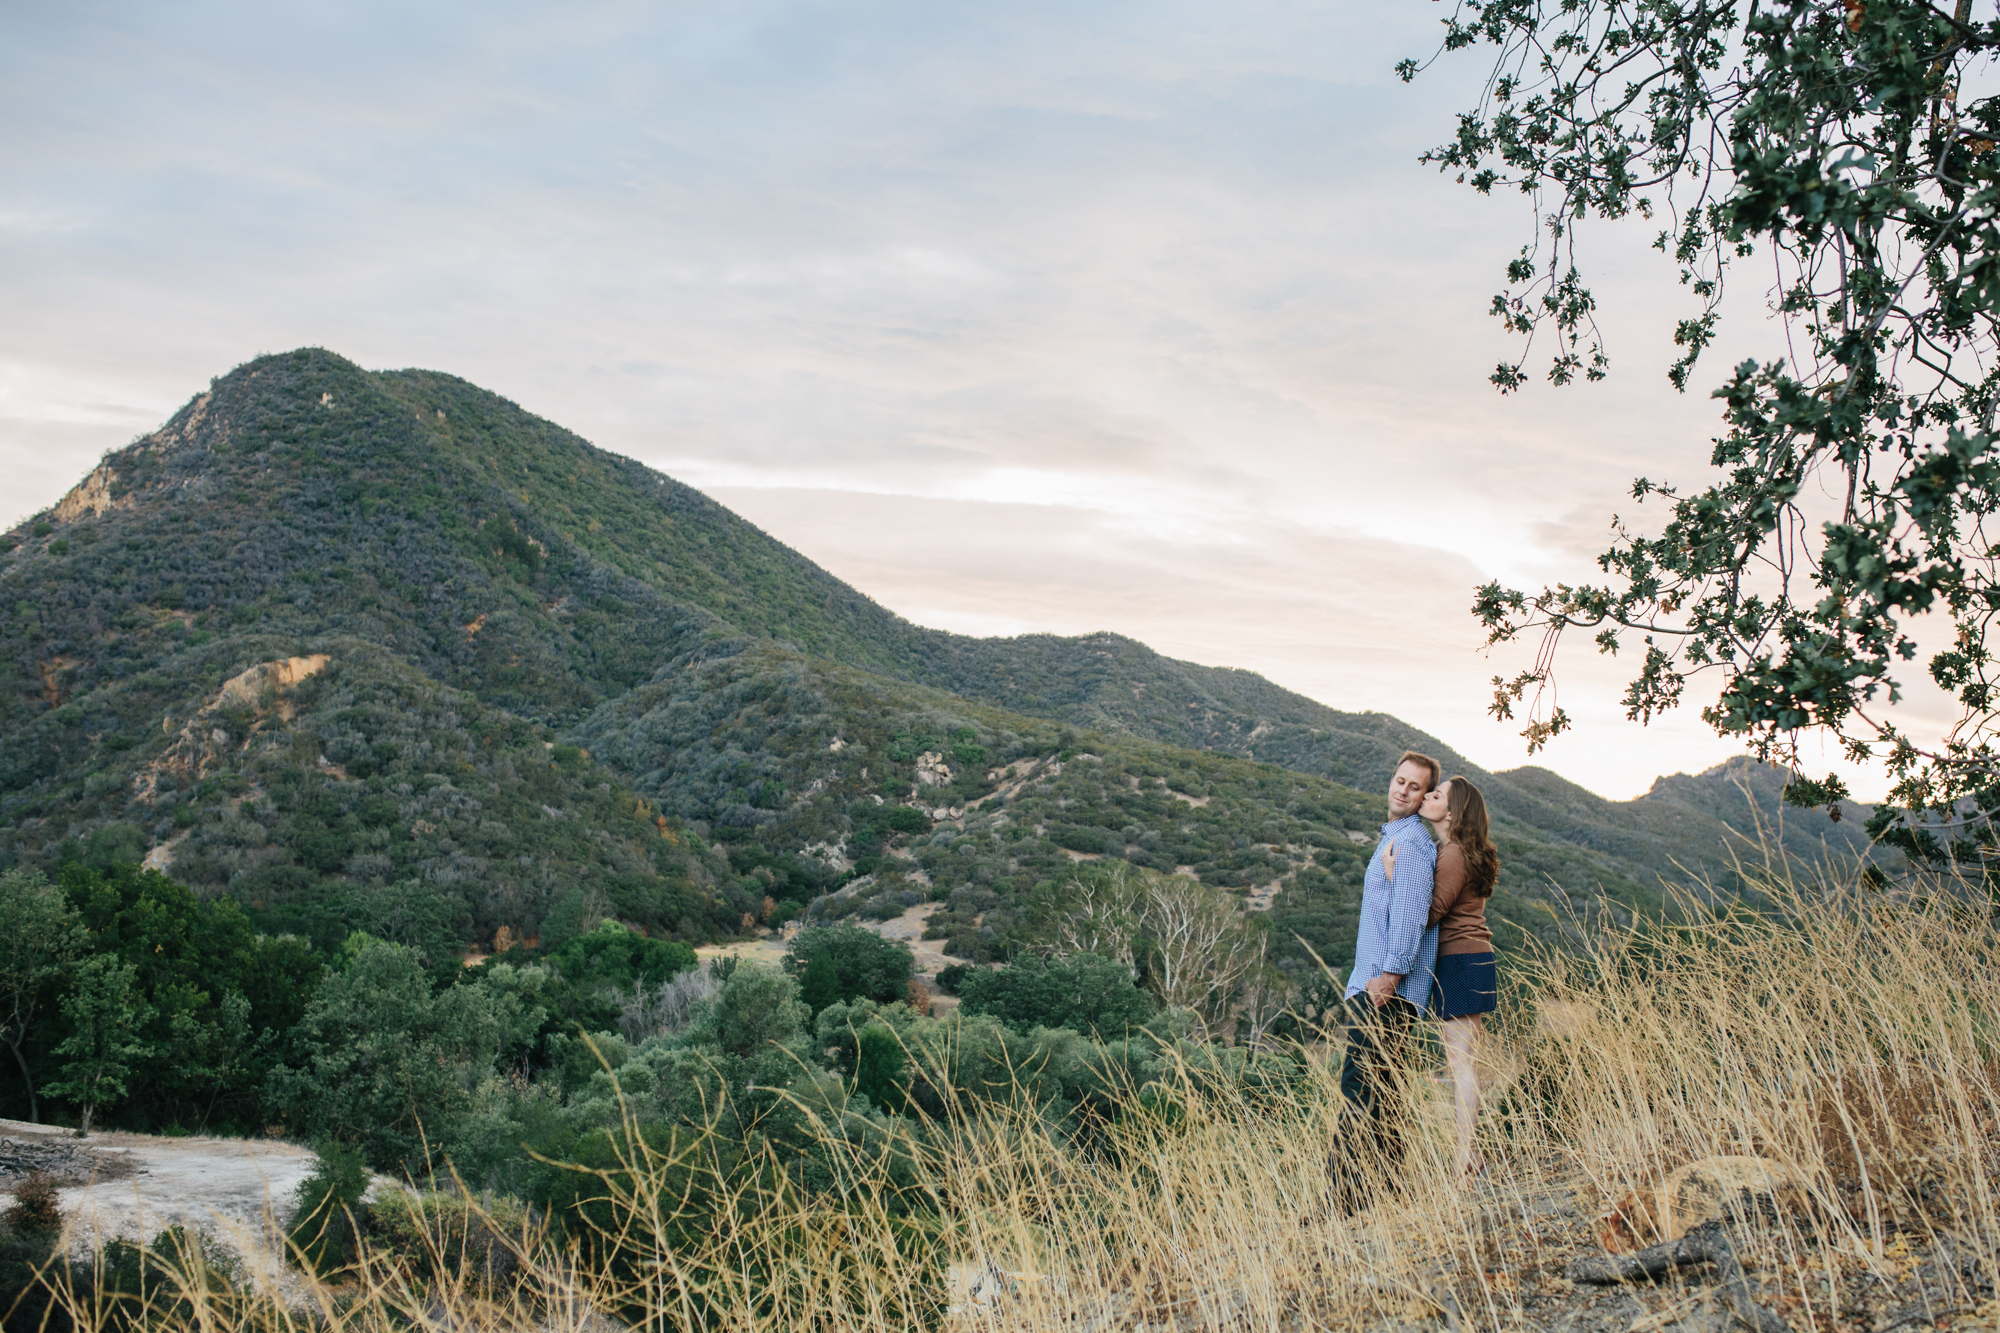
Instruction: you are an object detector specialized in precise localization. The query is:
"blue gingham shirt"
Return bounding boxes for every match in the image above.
[1345,813,1440,1011]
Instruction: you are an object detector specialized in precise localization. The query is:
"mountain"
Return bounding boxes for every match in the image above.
[0,348,1873,970]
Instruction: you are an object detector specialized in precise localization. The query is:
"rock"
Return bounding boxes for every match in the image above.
[53,463,122,522]
[0,1135,135,1187]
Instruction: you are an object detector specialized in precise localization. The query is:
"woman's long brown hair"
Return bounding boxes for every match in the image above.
[1446,775,1500,898]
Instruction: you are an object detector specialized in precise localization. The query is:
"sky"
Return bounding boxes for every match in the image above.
[0,0,1957,801]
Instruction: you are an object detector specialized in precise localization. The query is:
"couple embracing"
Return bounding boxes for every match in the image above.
[1329,749,1499,1210]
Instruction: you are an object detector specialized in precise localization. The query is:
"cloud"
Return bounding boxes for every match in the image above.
[0,0,1890,800]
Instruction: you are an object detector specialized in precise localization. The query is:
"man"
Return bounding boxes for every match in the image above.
[1328,749,1441,1210]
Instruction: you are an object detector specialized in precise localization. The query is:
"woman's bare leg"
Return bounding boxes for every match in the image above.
[1441,1015,1484,1177]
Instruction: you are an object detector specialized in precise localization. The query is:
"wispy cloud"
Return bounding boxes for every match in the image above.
[1,0,1862,798]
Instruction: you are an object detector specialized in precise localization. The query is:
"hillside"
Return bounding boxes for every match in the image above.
[0,349,1873,972]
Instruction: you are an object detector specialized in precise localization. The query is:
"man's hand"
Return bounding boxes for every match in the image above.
[1382,845,1396,882]
[1365,973,1402,1007]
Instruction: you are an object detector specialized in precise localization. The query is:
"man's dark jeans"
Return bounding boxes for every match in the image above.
[1329,992,1419,1210]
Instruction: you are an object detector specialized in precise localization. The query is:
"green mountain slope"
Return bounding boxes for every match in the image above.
[0,349,1869,972]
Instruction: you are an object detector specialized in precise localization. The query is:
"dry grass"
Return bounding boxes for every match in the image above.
[14,849,2000,1331]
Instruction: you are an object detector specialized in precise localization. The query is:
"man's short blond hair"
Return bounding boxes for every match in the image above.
[1397,750,1442,793]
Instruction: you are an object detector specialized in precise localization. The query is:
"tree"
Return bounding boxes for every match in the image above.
[799,951,841,1018]
[852,1023,906,1113]
[1135,871,1261,1032]
[705,963,808,1060]
[782,925,914,1009]
[56,862,320,1129]
[957,952,1159,1037]
[539,887,614,952]
[264,939,501,1168]
[46,956,155,1135]
[1233,938,1296,1050]
[180,989,258,1131]
[0,870,82,1122]
[1024,866,1259,1035]
[1411,0,2000,860]
[346,878,466,965]
[1048,868,1143,968]
[550,918,697,993]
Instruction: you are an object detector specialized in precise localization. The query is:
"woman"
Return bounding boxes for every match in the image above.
[1384,774,1499,1178]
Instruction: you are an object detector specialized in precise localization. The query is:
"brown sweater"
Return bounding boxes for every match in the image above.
[1428,842,1493,956]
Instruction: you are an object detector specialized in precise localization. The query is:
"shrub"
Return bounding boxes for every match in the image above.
[368,1187,528,1286]
[1051,826,1117,856]
[285,1141,369,1274]
[99,1226,239,1324]
[875,806,929,835]
[0,1174,60,1234]
[479,517,542,576]
[0,1180,62,1333]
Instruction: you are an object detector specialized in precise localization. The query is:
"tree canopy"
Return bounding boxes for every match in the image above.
[956,952,1159,1038]
[1412,0,2000,859]
[783,925,915,1014]
[0,870,83,1123]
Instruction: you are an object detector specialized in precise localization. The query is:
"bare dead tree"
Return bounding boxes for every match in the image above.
[1135,871,1261,1036]
[1233,936,1296,1050]
[617,961,722,1044]
[1053,868,1143,969]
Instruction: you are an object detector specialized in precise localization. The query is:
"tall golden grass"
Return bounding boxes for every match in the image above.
[16,845,2000,1331]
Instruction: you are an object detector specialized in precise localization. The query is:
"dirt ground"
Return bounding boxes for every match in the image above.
[700,903,972,985]
[0,1118,329,1287]
[694,937,791,968]
[1376,1177,2000,1333]
[861,901,968,980]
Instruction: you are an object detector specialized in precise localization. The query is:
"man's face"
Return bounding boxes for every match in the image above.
[1387,761,1431,819]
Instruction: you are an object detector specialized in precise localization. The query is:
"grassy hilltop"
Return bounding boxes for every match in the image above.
[8,852,1990,1333]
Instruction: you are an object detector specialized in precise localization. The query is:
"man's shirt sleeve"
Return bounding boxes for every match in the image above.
[1380,832,1436,976]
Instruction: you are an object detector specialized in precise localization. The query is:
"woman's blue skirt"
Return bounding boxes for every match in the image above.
[1429,951,1497,1019]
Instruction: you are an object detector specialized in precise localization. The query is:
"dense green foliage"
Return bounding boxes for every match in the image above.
[783,924,916,1013]
[956,952,1158,1037]
[0,865,318,1130]
[286,1141,371,1274]
[264,938,516,1165]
